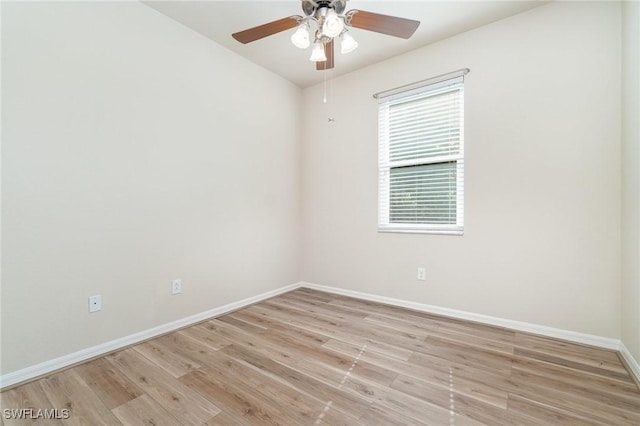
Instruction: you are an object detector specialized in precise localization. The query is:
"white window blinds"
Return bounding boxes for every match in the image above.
[378,74,465,234]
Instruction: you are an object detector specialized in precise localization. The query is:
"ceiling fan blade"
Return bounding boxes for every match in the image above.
[346,10,420,39]
[232,16,301,44]
[316,40,335,71]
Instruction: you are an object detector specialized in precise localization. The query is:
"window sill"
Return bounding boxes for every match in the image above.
[378,226,463,236]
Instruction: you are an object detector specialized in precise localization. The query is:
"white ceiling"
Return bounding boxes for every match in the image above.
[143,1,545,88]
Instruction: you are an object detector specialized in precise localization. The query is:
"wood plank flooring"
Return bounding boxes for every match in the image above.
[2,288,639,425]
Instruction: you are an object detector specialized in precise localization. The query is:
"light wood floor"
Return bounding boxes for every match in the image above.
[2,288,639,425]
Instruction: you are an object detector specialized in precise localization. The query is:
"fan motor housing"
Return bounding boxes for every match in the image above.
[302,0,347,16]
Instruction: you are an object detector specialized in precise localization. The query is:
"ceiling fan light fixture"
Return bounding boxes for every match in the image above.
[322,9,344,38]
[309,41,327,62]
[232,1,421,73]
[340,31,358,54]
[291,23,310,49]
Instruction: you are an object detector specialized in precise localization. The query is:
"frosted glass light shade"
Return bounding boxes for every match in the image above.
[322,9,344,38]
[340,32,358,54]
[309,41,327,62]
[291,24,310,49]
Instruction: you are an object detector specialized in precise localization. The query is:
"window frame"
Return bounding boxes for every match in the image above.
[377,75,465,235]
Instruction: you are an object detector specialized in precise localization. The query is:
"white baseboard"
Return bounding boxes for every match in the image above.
[620,342,640,385]
[300,282,622,350]
[0,282,300,390]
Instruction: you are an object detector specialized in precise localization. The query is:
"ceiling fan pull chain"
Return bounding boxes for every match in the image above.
[323,68,327,103]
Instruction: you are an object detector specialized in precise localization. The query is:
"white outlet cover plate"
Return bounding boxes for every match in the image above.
[417,268,426,281]
[172,279,182,295]
[89,295,102,313]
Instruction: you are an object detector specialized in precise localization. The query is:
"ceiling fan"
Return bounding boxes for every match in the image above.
[232,0,420,71]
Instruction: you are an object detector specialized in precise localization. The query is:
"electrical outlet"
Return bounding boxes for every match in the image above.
[89,295,102,313]
[417,267,426,281]
[172,279,182,295]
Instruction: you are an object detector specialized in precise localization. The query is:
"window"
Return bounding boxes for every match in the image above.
[377,73,465,235]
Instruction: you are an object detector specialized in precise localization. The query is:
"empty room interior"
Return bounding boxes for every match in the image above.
[1,0,639,424]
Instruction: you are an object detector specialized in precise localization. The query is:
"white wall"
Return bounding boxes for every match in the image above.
[621,1,640,362]
[1,2,301,374]
[301,1,622,338]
